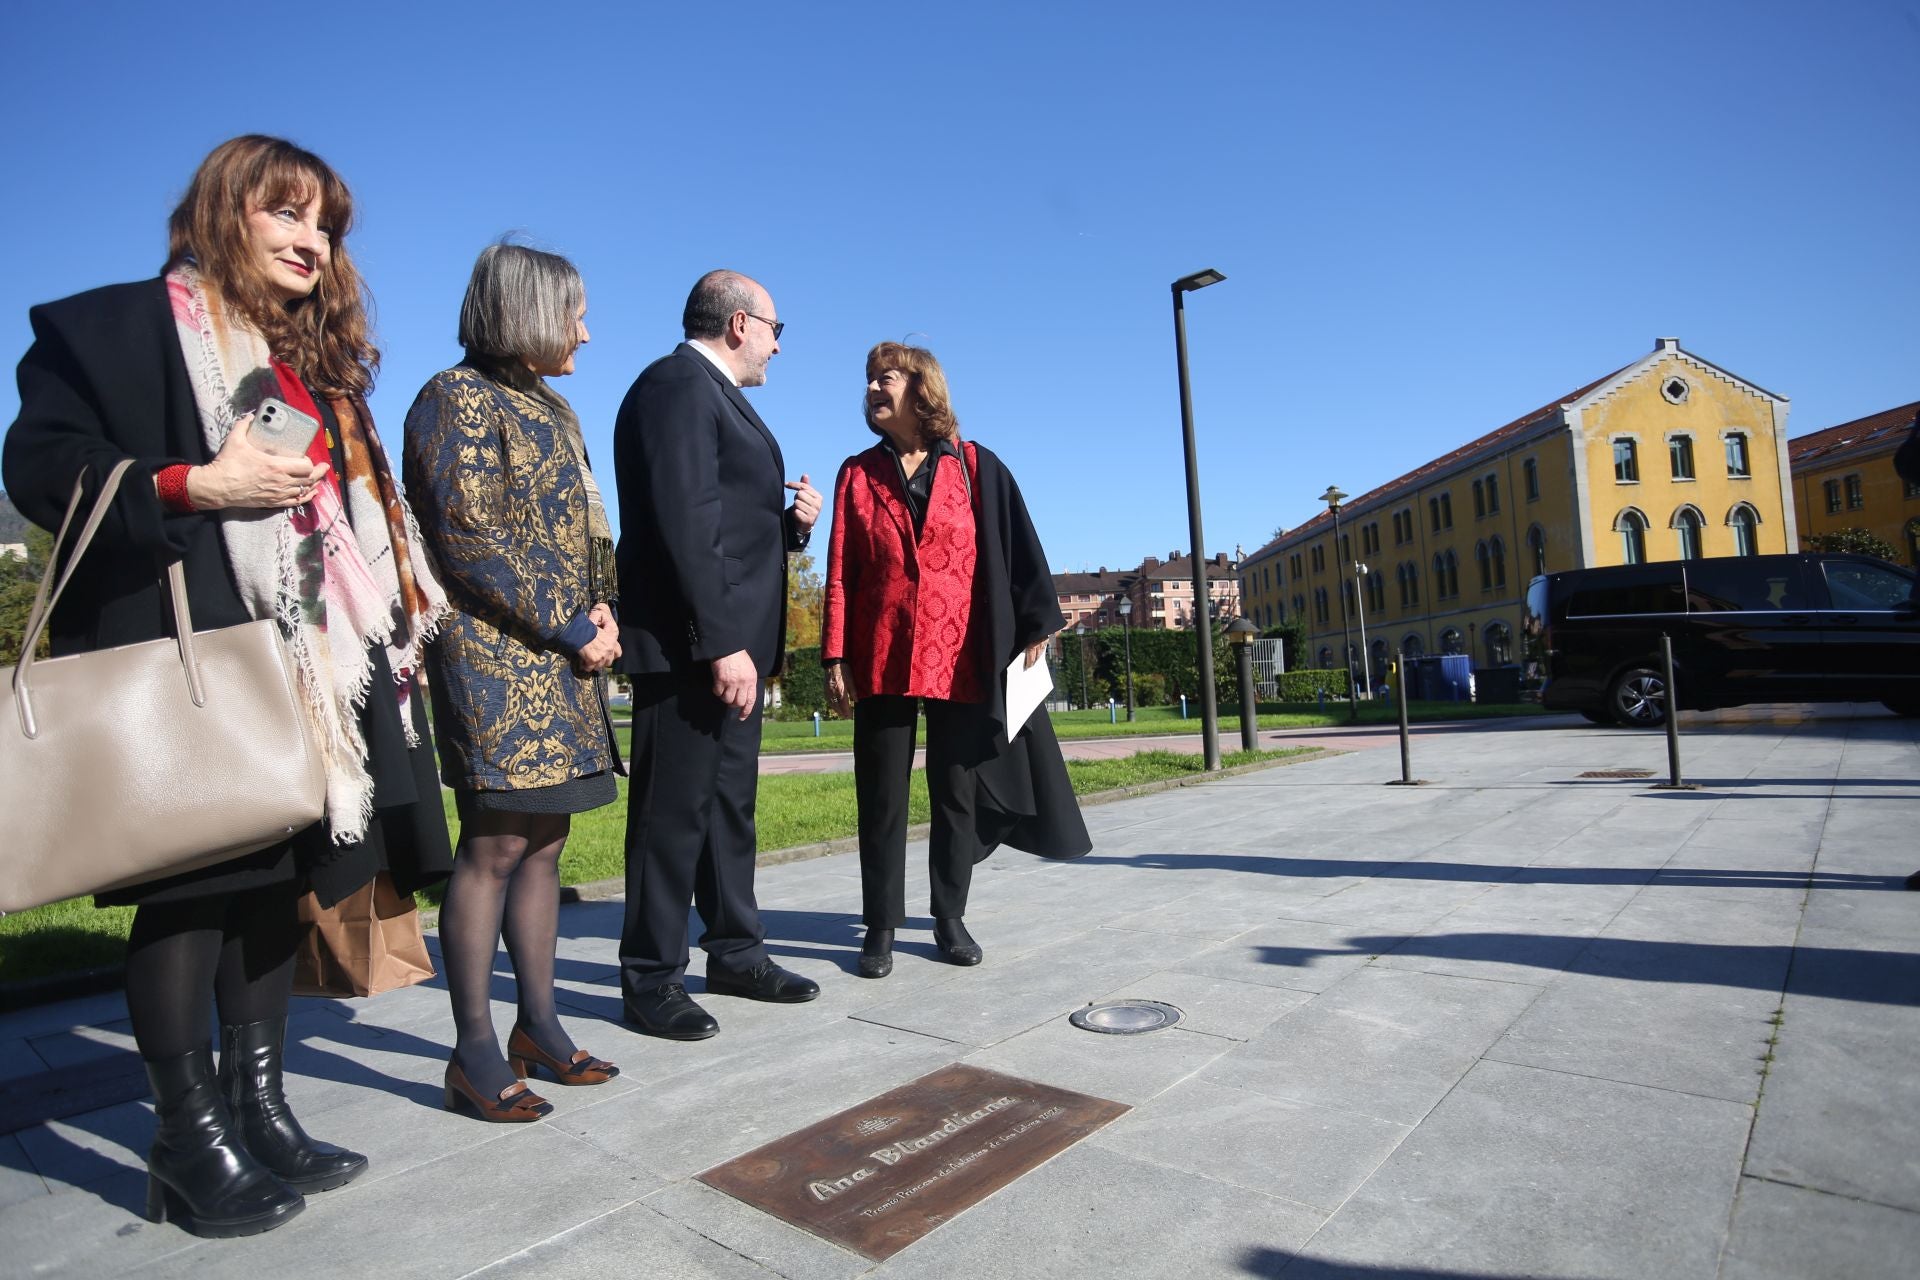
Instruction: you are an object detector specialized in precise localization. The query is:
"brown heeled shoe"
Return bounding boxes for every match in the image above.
[506,1026,619,1086]
[443,1060,552,1122]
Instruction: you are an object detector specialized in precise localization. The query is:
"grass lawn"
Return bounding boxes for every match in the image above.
[717,698,1542,754]
[0,746,1313,986]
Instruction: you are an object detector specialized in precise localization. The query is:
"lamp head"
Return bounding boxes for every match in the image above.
[1118,598,1133,617]
[1320,485,1348,511]
[1173,268,1226,293]
[1227,617,1258,646]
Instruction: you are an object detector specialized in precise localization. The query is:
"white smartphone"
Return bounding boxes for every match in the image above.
[250,397,321,457]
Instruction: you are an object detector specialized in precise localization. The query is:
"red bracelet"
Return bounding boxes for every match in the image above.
[155,464,196,513]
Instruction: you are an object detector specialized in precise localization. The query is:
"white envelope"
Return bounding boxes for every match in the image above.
[1004,648,1055,735]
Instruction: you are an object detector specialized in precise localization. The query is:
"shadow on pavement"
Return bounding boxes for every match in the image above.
[1077,853,1903,892]
[1255,933,1920,1007]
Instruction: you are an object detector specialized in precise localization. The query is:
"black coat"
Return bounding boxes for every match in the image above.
[964,443,1091,861]
[611,343,808,679]
[2,279,450,907]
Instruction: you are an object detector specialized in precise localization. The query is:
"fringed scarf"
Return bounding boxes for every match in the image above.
[167,264,448,843]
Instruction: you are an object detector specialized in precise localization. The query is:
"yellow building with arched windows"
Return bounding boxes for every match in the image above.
[1238,338,1795,679]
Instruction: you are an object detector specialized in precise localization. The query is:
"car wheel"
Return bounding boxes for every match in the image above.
[1608,667,1667,728]
[1881,699,1920,718]
[1579,709,1614,726]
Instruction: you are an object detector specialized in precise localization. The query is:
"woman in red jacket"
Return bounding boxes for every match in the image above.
[823,342,1068,978]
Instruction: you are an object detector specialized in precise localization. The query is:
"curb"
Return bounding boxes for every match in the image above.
[553,746,1332,906]
[0,748,1330,1009]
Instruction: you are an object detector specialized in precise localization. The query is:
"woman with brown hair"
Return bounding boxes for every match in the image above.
[2,135,452,1236]
[822,342,1089,979]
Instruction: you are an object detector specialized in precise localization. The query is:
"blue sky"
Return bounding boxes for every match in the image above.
[3,1,1915,572]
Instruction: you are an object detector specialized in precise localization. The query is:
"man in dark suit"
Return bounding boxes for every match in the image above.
[612,270,824,1038]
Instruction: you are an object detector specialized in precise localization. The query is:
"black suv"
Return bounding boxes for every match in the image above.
[1521,554,1920,726]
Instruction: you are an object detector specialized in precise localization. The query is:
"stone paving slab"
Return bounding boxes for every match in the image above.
[0,703,1914,1277]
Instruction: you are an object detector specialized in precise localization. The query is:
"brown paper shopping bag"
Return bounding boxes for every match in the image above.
[293,872,435,998]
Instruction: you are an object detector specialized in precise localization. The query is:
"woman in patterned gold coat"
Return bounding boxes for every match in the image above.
[404,242,623,1121]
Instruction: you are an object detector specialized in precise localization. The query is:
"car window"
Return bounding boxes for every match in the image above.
[1685,561,1808,611]
[1822,561,1918,610]
[1565,579,1685,617]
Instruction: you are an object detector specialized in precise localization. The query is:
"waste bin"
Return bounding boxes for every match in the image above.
[1473,665,1522,704]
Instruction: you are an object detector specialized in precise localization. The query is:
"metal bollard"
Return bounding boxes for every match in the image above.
[1652,632,1697,791]
[1180,694,1188,720]
[1386,658,1425,785]
[1236,631,1259,753]
[1317,687,1326,713]
[1109,698,1118,725]
[812,711,821,738]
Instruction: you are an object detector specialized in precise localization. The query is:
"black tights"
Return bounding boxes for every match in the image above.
[440,805,573,1099]
[124,879,301,1062]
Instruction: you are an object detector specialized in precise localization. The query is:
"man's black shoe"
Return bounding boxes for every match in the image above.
[623,983,719,1040]
[705,960,820,1003]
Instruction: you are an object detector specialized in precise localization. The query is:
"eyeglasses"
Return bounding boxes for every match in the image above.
[744,312,784,341]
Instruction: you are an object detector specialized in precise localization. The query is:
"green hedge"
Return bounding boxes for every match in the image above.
[1274,668,1352,700]
[774,646,828,720]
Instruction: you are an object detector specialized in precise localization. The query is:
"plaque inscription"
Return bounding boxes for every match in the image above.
[696,1064,1129,1260]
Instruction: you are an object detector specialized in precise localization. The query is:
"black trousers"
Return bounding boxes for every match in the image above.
[619,673,769,1002]
[853,694,987,928]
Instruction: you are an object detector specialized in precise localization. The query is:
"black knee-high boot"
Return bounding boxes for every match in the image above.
[218,1019,368,1192]
[144,1047,304,1237]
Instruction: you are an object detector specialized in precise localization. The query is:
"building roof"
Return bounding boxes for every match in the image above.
[1240,363,1628,566]
[1787,400,1919,469]
[1134,552,1233,582]
[1241,338,1785,566]
[1052,568,1132,596]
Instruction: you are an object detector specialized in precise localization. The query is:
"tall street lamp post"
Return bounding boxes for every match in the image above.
[1321,485,1360,722]
[1173,267,1226,770]
[1354,561,1372,697]
[1075,623,1090,710]
[1118,598,1136,721]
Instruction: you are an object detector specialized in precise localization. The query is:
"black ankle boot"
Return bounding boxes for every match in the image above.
[859,928,894,979]
[934,918,983,966]
[144,1047,304,1237]
[218,1018,368,1193]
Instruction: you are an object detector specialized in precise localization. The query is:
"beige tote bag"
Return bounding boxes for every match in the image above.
[0,461,326,913]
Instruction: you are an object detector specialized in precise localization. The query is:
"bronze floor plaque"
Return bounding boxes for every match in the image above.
[696,1063,1128,1260]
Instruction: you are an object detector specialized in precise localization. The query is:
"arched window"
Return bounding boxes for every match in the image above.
[1433,552,1447,597]
[1403,633,1425,658]
[1406,561,1419,605]
[1616,509,1648,564]
[1475,541,1492,590]
[1490,536,1506,588]
[1484,621,1512,665]
[1395,563,1409,608]
[1907,517,1920,568]
[1527,524,1547,576]
[1472,479,1486,518]
[1486,473,1500,512]
[1673,506,1704,560]
[1428,496,1441,532]
[1440,627,1463,655]
[1318,645,1333,669]
[1445,550,1460,597]
[1729,505,1760,558]
[1370,639,1389,685]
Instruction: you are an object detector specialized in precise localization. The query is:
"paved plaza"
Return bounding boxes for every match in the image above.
[2,707,1916,1278]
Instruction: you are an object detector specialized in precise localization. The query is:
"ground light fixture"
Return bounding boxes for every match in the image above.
[1172,267,1226,768]
[1069,1000,1184,1035]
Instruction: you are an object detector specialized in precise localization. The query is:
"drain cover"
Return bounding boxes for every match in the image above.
[1579,769,1655,778]
[1069,1000,1183,1035]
